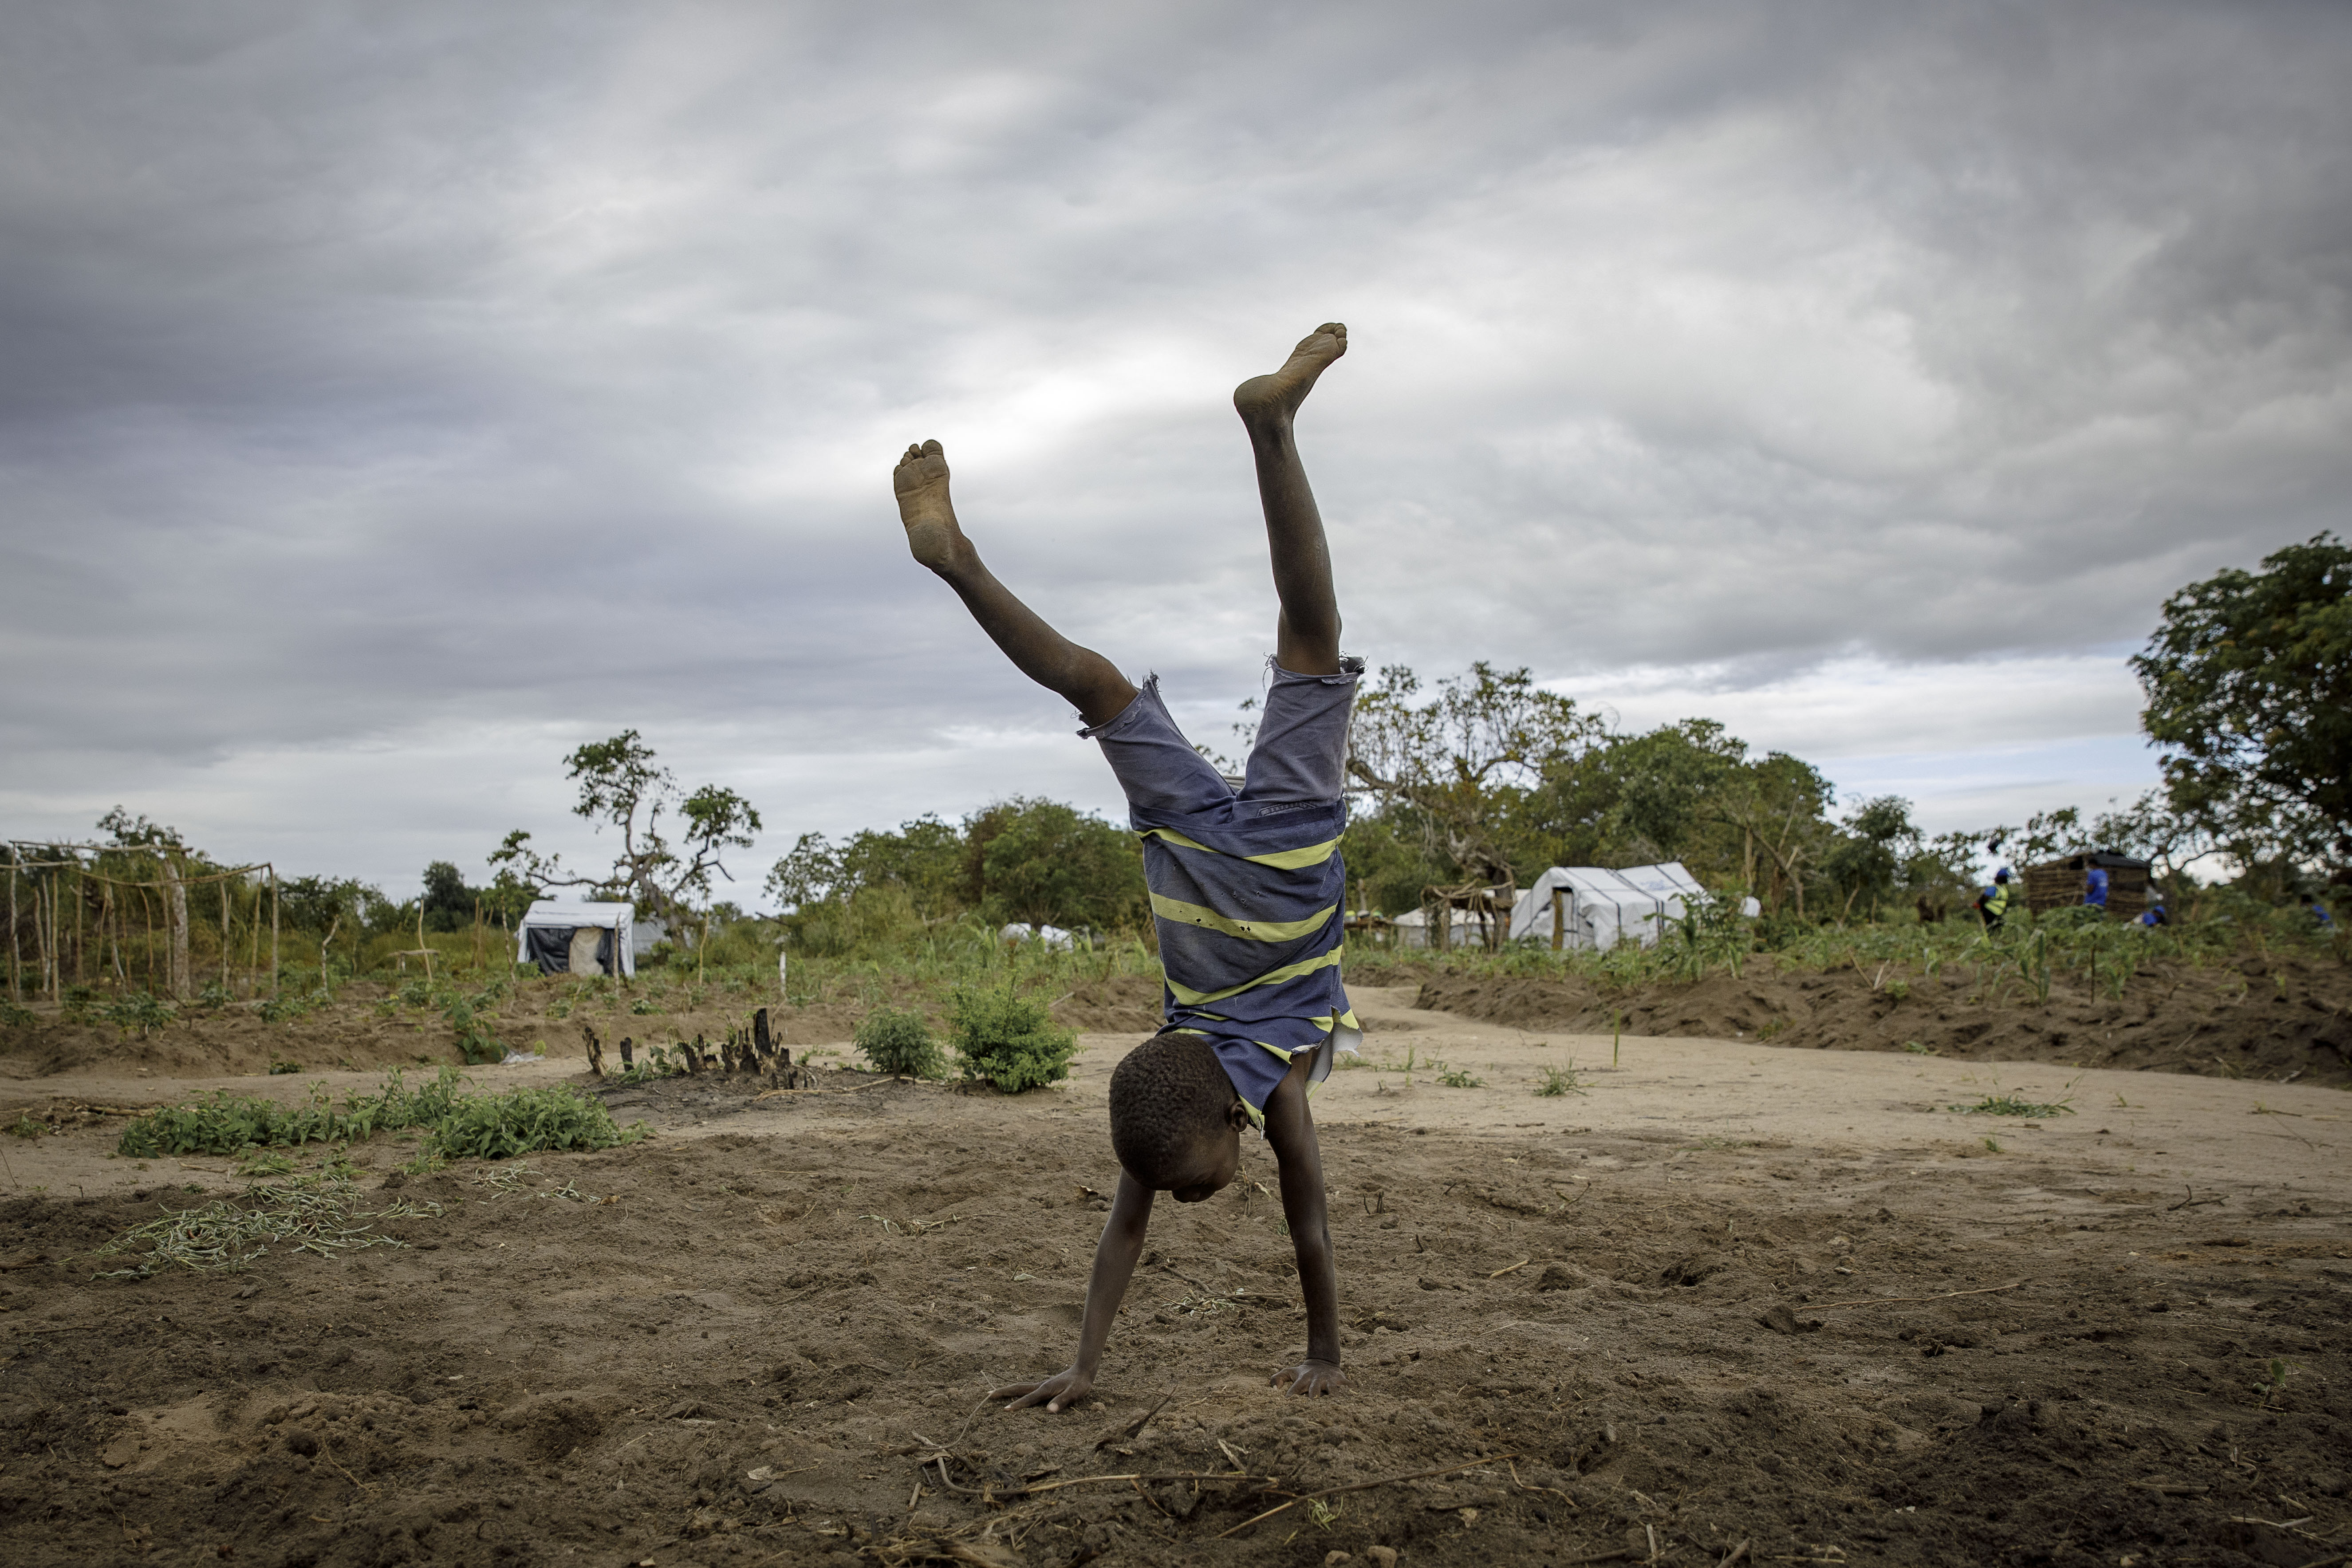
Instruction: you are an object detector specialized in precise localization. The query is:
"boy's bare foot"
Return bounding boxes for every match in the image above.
[893,438,966,573]
[1233,322,1347,426]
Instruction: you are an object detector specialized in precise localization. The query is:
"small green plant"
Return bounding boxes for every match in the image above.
[234,1150,295,1178]
[1435,1065,1484,1088]
[103,991,177,1036]
[1981,1136,2002,1153]
[629,994,661,1016]
[196,981,233,1009]
[444,989,504,1066]
[424,1084,650,1161]
[60,983,100,1022]
[947,984,1077,1093]
[1534,1064,1586,1098]
[0,1000,36,1028]
[1901,1040,1935,1055]
[854,1006,944,1078]
[1308,1499,1340,1530]
[256,990,315,1024]
[268,1060,302,1075]
[7,1113,48,1140]
[1883,978,1911,1002]
[1756,1017,1789,1041]
[2253,1357,2295,1407]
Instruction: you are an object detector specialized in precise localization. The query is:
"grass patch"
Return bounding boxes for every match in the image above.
[113,1067,650,1162]
[92,1173,444,1280]
[1534,1063,1587,1098]
[1435,1063,1484,1088]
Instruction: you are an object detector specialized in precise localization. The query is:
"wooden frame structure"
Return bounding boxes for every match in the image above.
[5,841,278,1005]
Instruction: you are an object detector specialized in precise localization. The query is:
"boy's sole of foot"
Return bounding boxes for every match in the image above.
[1233,322,1347,423]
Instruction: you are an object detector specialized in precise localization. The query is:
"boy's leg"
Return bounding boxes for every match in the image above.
[1233,323,1348,678]
[893,439,1138,728]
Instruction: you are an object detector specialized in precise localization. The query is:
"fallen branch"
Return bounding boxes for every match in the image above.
[2168,1185,2225,1212]
[930,1458,1278,1500]
[1488,1258,1533,1279]
[1809,1280,2022,1310]
[1215,1453,1517,1539]
[1720,1541,1753,1567]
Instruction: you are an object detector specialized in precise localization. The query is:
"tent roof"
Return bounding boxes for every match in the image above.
[516,900,634,930]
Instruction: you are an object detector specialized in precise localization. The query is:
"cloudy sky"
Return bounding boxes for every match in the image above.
[4,2,2346,902]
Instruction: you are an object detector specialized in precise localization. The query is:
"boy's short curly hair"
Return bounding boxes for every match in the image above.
[1109,1033,1238,1184]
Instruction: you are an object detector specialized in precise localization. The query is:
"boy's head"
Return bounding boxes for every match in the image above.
[1110,1034,1252,1202]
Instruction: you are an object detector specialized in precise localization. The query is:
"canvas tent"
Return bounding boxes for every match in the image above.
[1508,863,1707,951]
[516,900,637,977]
[1393,906,1497,950]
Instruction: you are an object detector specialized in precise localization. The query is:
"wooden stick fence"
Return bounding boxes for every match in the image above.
[6,842,276,1005]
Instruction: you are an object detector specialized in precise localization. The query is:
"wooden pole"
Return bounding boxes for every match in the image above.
[247,879,260,996]
[1552,886,1566,953]
[220,877,232,995]
[270,865,280,997]
[5,859,17,1004]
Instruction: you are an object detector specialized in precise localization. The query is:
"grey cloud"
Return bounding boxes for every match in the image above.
[3,2,2347,886]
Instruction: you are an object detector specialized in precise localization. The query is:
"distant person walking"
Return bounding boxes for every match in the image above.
[2083,862,2109,910]
[1976,868,2013,932]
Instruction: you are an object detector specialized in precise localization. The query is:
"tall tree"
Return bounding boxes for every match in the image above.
[491,731,762,928]
[1345,662,1604,889]
[2133,533,2351,875]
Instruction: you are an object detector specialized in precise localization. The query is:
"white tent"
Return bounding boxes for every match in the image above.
[1391,906,1502,950]
[516,900,638,977]
[1508,864,1707,951]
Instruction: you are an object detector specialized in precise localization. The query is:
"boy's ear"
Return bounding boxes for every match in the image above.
[1225,1098,1253,1132]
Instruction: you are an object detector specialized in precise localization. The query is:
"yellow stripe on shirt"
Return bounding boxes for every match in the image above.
[1149,892,1335,943]
[1141,827,1341,870]
[1163,944,1344,1007]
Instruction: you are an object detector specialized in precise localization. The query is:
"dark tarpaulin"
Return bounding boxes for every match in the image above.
[523,926,615,976]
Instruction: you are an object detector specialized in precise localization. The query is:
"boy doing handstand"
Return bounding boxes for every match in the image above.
[890,323,1363,1410]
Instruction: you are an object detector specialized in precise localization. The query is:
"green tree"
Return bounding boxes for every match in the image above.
[490,730,762,928]
[974,799,1146,931]
[1346,662,1604,890]
[2132,532,2351,872]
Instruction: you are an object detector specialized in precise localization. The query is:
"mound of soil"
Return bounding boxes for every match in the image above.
[1415,952,2352,1086]
[0,973,1171,1083]
[1,1076,2346,1567]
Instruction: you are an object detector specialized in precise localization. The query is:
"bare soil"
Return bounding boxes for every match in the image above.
[1406,951,2352,1089]
[1,986,2348,1567]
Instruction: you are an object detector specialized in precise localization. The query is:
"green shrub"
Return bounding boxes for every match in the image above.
[0,1001,35,1028]
[947,985,1076,1093]
[425,1084,648,1160]
[854,1006,944,1078]
[110,1065,647,1161]
[103,992,177,1036]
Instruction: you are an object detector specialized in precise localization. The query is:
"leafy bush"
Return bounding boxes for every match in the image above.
[110,1066,644,1161]
[947,984,1076,1093]
[103,992,177,1036]
[426,1084,648,1160]
[0,1001,35,1028]
[855,1006,943,1078]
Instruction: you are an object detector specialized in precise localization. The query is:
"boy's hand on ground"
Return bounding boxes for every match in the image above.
[988,1368,1094,1412]
[1270,1358,1346,1397]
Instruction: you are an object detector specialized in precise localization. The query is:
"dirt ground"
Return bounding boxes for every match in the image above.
[1,987,2349,1568]
[1406,950,2352,1089]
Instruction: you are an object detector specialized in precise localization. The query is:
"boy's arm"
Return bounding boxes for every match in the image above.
[988,1169,1154,1412]
[1262,1048,1346,1395]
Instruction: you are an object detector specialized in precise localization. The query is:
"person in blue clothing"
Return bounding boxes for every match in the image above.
[2138,900,2168,928]
[2084,861,2110,910]
[891,324,1359,1410]
[2303,894,2336,929]
[1976,867,2013,931]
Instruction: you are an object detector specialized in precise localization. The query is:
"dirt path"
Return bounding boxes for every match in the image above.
[0,991,2346,1566]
